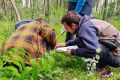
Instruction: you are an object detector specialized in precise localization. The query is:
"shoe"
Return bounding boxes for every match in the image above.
[96,66,113,78]
[101,72,113,78]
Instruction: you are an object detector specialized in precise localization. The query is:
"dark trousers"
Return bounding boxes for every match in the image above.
[96,49,120,69]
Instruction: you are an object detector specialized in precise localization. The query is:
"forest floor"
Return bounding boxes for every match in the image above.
[0,17,120,80]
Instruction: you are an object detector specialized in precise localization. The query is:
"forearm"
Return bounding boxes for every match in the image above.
[66,39,76,46]
[71,48,96,58]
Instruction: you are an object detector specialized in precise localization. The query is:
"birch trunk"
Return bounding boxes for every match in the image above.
[10,0,20,21]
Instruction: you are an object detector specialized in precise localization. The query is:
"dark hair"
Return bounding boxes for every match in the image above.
[36,18,46,23]
[61,11,81,27]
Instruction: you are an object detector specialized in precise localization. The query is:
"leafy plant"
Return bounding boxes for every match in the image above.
[107,2,116,18]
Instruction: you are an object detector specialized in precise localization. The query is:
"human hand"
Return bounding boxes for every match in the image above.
[55,43,66,48]
[66,48,72,55]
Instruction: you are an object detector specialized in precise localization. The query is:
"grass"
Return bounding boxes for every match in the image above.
[109,19,120,30]
[51,11,120,79]
[0,20,15,49]
[0,12,120,80]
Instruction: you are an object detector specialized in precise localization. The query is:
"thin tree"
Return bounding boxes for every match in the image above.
[28,0,31,8]
[10,0,21,21]
[103,0,108,20]
[46,0,49,16]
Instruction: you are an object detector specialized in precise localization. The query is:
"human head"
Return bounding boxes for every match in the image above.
[38,20,56,51]
[42,26,56,51]
[61,11,81,34]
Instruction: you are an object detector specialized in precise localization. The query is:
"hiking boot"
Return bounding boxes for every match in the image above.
[96,66,113,78]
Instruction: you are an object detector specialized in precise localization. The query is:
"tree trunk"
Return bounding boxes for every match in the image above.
[2,0,6,16]
[43,0,45,16]
[95,0,100,12]
[28,0,31,8]
[45,0,49,17]
[103,0,108,20]
[63,0,68,10]
[59,0,62,7]
[31,0,35,19]
[56,0,59,9]
[10,0,21,21]
[22,0,26,8]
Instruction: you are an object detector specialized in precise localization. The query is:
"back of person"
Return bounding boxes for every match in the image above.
[90,19,120,56]
[15,20,32,29]
[80,15,120,56]
[75,15,120,56]
[2,19,56,62]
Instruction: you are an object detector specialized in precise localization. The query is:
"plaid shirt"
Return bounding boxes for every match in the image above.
[2,20,56,59]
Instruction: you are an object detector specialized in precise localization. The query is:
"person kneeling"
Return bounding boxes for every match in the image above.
[1,18,56,64]
[56,11,120,78]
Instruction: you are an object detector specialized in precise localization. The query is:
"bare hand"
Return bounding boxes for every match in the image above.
[55,43,66,48]
[66,48,72,55]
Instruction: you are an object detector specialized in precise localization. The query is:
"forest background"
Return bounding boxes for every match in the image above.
[0,0,120,80]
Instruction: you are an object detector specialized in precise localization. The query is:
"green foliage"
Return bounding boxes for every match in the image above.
[52,51,86,70]
[49,5,66,42]
[107,2,116,18]
[0,21,15,39]
[2,66,21,78]
[0,77,10,80]
[30,59,39,80]
[0,49,25,79]
[109,20,120,30]
[0,4,120,79]
[0,56,3,69]
[20,67,32,80]
[0,13,7,21]
[0,49,86,80]
[0,50,64,80]
[0,21,15,49]
[37,52,63,80]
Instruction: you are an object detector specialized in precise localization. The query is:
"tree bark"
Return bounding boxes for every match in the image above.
[45,0,49,17]
[95,0,100,12]
[28,0,31,8]
[22,0,26,8]
[10,0,21,21]
[103,0,108,20]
